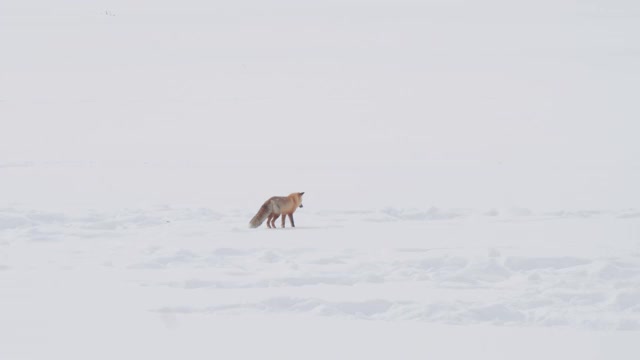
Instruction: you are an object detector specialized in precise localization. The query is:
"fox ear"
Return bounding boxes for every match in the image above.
[299,192,305,196]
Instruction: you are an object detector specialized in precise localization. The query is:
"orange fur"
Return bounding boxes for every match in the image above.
[249,192,304,228]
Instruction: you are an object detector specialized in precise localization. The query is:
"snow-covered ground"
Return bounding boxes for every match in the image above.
[2,0,640,358]
[1,194,639,358]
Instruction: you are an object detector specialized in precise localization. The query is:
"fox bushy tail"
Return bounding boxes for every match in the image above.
[249,202,271,228]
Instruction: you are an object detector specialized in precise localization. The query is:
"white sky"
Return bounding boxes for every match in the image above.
[1,1,639,209]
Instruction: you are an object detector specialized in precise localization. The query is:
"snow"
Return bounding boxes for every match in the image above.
[2,0,640,358]
[1,203,639,358]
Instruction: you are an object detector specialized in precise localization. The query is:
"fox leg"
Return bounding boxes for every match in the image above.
[266,214,273,228]
[281,214,286,228]
[288,214,295,227]
[271,214,280,228]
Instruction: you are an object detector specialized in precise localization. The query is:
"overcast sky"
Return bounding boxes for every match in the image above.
[1,1,639,209]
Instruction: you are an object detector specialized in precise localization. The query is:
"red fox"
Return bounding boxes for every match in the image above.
[249,192,305,228]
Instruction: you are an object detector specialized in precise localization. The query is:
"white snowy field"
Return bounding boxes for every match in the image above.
[2,0,640,358]
[1,190,640,359]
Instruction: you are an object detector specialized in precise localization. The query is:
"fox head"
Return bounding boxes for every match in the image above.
[289,192,305,208]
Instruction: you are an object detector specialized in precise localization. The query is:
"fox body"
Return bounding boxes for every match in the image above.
[249,192,304,228]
